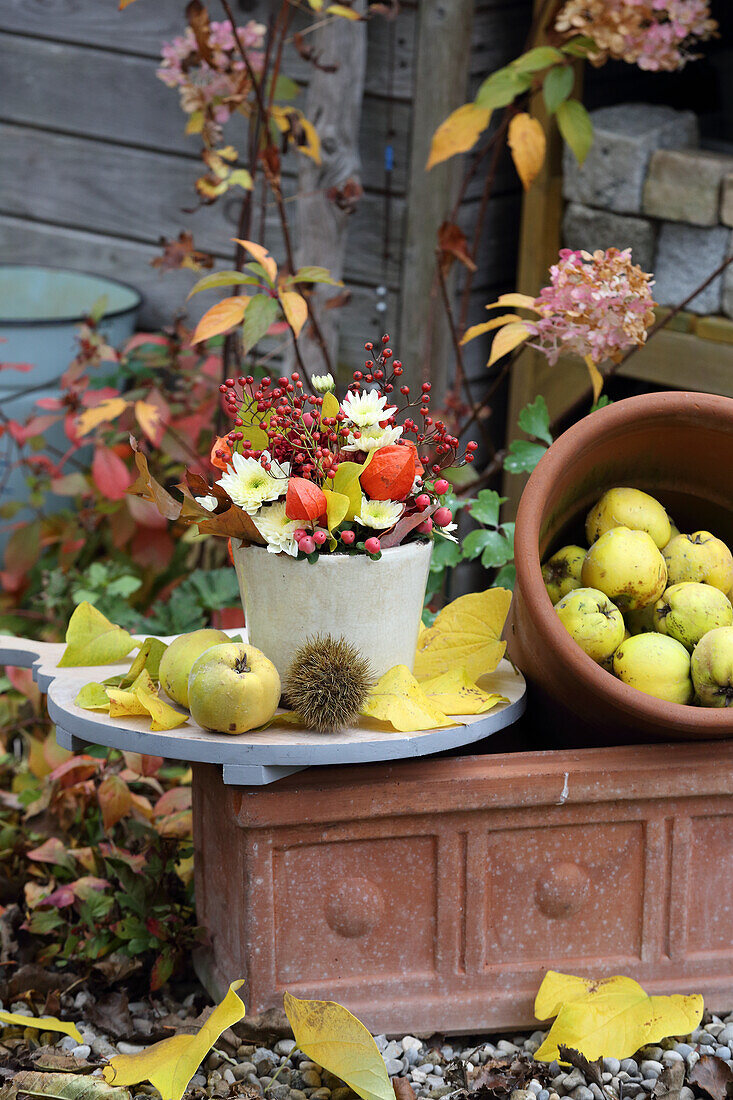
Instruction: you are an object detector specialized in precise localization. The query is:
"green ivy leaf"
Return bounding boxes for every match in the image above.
[469,489,506,528]
[511,46,564,73]
[591,395,613,412]
[475,67,532,111]
[543,65,574,116]
[463,528,514,568]
[518,395,553,444]
[494,563,516,590]
[556,99,594,166]
[504,440,548,474]
[242,294,279,352]
[430,538,463,571]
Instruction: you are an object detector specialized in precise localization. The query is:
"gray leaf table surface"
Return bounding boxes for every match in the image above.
[0,632,526,786]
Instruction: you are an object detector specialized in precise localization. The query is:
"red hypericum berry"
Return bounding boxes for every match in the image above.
[382,349,392,359]
[225,378,235,387]
[219,384,227,394]
[466,440,478,452]
[420,406,429,416]
[434,507,452,527]
[381,334,390,344]
[434,478,450,494]
[341,530,355,545]
[400,385,410,395]
[415,493,430,510]
[365,342,374,351]
[313,530,328,546]
[353,371,363,381]
[465,454,475,463]
[365,536,381,554]
[299,535,315,555]
[421,381,431,391]
[417,518,433,535]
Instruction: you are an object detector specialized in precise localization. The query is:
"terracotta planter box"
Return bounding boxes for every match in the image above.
[192,738,733,1034]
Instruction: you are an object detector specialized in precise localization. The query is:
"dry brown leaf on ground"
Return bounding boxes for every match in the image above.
[653,1061,685,1100]
[689,1055,733,1100]
[557,1047,603,1087]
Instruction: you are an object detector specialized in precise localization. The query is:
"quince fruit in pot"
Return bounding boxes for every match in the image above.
[613,633,693,705]
[663,531,733,593]
[624,602,656,636]
[159,628,230,707]
[654,581,733,652]
[586,487,671,549]
[541,545,585,605]
[691,626,733,708]
[581,527,667,611]
[188,642,281,734]
[555,587,625,664]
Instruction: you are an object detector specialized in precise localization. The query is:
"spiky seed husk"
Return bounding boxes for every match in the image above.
[284,634,374,733]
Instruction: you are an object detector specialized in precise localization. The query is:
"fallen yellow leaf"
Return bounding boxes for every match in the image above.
[75,682,111,711]
[134,677,188,732]
[107,687,149,719]
[361,665,453,732]
[508,112,547,191]
[104,980,245,1100]
[420,667,507,715]
[58,603,137,668]
[427,103,491,170]
[534,971,704,1062]
[0,1010,82,1043]
[413,588,511,682]
[284,993,394,1100]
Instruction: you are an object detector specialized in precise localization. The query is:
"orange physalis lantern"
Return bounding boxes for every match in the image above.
[360,444,416,501]
[286,477,328,522]
[210,436,232,471]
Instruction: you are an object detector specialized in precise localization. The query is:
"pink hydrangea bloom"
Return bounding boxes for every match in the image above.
[525,248,656,366]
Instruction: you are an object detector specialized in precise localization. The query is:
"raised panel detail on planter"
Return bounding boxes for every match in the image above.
[482,822,645,964]
[272,836,437,985]
[686,815,733,954]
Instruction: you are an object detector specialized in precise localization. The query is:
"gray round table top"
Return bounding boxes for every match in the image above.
[0,632,526,785]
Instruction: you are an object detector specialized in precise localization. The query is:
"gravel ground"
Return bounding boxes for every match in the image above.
[11,992,733,1100]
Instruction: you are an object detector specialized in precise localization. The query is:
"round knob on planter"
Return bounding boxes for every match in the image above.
[324,876,385,938]
[535,861,590,919]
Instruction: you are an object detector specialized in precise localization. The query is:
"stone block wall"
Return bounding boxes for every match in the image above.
[562,104,733,317]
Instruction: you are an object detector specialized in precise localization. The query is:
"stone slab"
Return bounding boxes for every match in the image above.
[562,103,698,214]
[192,740,733,1032]
[643,149,733,227]
[652,222,730,314]
[562,202,657,272]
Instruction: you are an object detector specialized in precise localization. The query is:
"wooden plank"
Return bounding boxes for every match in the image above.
[398,0,475,396]
[0,33,413,193]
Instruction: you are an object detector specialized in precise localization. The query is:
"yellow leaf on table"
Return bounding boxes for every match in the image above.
[284,993,394,1100]
[420,667,507,715]
[0,1010,82,1043]
[58,603,137,668]
[232,238,278,286]
[487,321,532,367]
[584,353,605,402]
[104,980,246,1100]
[508,112,547,191]
[361,666,453,733]
[191,297,249,345]
[76,397,128,436]
[427,103,491,170]
[279,290,308,338]
[74,682,111,711]
[413,588,512,683]
[134,679,188,732]
[461,314,522,345]
[534,970,704,1062]
[107,687,149,719]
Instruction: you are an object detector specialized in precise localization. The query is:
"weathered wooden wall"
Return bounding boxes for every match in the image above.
[0,0,530,374]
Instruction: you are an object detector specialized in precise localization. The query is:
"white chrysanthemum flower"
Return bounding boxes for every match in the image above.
[355,495,404,529]
[434,521,459,543]
[216,451,290,516]
[254,501,300,557]
[341,389,397,428]
[342,423,404,452]
[311,373,335,393]
[196,495,218,512]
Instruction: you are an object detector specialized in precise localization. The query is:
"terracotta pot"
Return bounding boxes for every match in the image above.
[508,391,733,743]
[231,540,432,682]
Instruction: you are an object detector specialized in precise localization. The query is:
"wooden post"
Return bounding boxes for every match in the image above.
[398,0,474,399]
[290,1,367,377]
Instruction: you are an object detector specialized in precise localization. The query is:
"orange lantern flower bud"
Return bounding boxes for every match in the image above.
[360,444,416,501]
[286,477,328,522]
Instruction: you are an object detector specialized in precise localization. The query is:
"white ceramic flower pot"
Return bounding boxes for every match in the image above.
[231,540,433,682]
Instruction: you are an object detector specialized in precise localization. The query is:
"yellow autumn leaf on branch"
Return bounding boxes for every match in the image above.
[461,314,522,345]
[508,112,547,191]
[76,397,129,436]
[420,667,507,715]
[534,971,704,1062]
[487,321,532,367]
[232,238,278,285]
[58,603,137,668]
[284,993,395,1100]
[135,399,162,442]
[413,588,511,682]
[279,290,309,338]
[104,980,246,1100]
[326,4,363,19]
[584,354,605,402]
[0,1011,83,1043]
[191,296,250,345]
[427,103,492,170]
[361,665,453,732]
[486,293,538,311]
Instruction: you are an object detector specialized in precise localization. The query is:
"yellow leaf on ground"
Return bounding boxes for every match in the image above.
[284,993,394,1100]
[508,112,547,191]
[76,397,128,436]
[534,971,704,1062]
[461,314,522,345]
[486,293,538,311]
[361,665,453,733]
[584,354,604,402]
[420,667,507,715]
[191,297,249,345]
[104,980,245,1100]
[413,588,512,682]
[427,103,491,170]
[279,290,308,338]
[0,1011,82,1043]
[58,603,137,668]
[232,239,278,285]
[488,321,532,367]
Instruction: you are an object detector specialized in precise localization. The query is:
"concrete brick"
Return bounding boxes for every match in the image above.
[721,174,733,228]
[653,222,730,314]
[562,201,657,272]
[643,149,733,226]
[563,103,698,214]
